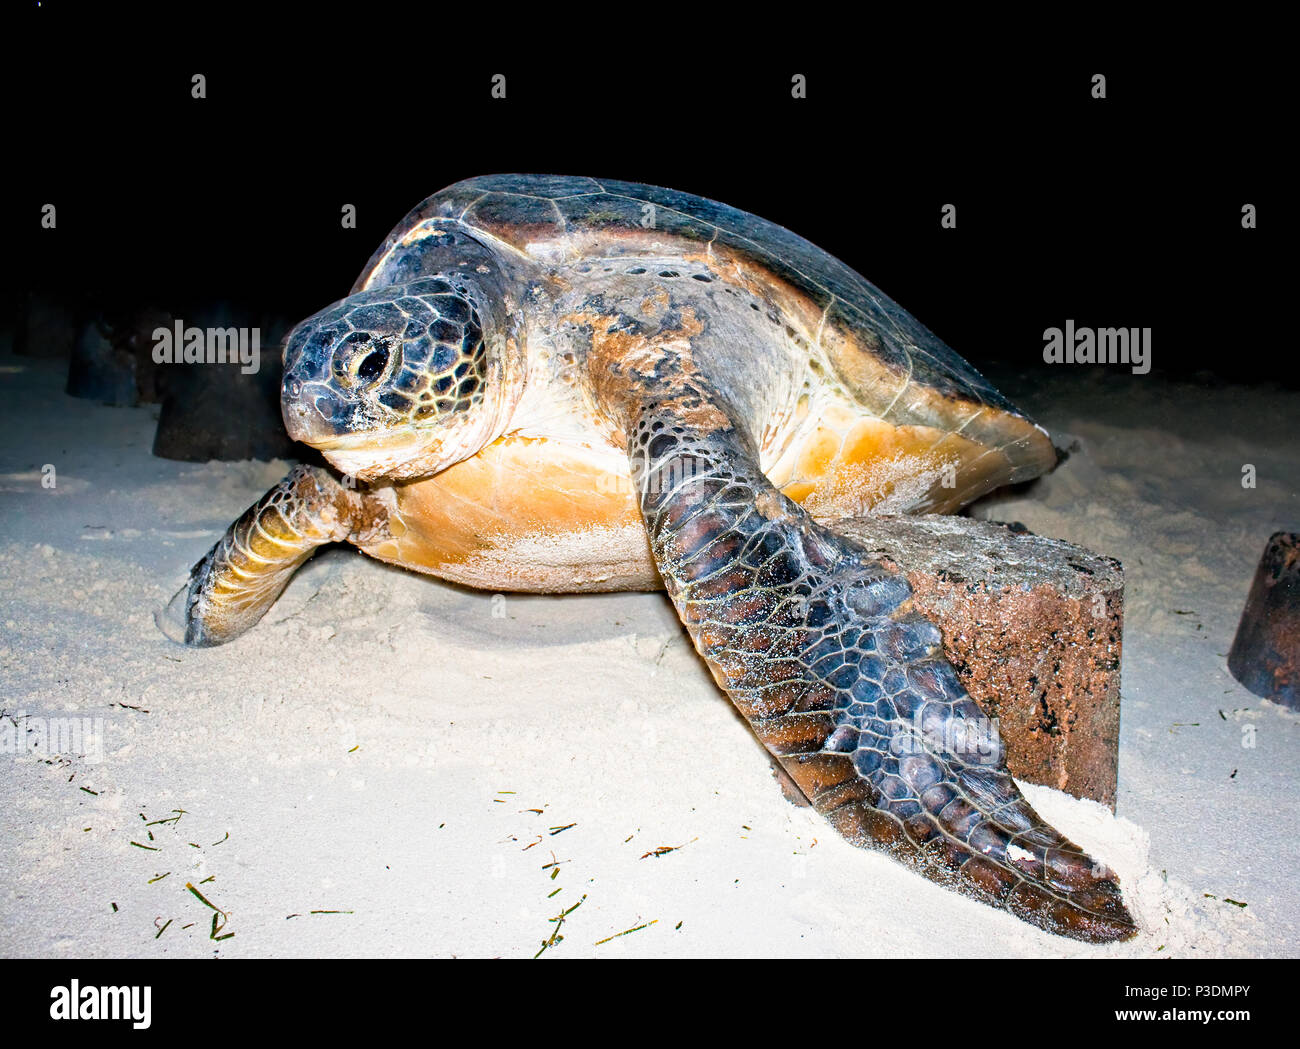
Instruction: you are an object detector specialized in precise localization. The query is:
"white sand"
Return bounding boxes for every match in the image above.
[0,353,1294,957]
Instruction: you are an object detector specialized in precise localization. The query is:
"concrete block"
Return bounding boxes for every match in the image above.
[825,514,1124,808]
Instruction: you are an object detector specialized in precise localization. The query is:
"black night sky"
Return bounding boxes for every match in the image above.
[5,10,1283,386]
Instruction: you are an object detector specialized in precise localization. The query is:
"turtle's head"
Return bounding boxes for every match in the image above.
[281,277,517,482]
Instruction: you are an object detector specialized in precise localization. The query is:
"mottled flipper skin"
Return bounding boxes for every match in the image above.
[627,405,1137,943]
[159,466,374,646]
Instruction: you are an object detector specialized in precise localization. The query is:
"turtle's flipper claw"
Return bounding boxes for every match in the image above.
[156,567,202,645]
[157,466,360,647]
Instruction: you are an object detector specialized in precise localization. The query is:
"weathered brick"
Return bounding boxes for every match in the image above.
[824,514,1124,808]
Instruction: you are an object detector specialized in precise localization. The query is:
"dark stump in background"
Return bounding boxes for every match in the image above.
[1229,532,1300,709]
[152,307,300,462]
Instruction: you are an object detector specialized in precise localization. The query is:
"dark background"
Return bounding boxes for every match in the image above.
[3,7,1285,384]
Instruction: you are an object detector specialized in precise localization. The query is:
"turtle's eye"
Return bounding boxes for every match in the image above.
[357,346,389,383]
[331,333,395,389]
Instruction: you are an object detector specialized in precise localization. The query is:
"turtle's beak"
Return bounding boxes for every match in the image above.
[281,375,349,447]
[313,434,434,483]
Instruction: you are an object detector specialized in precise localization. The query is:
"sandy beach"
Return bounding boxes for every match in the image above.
[1,347,1294,958]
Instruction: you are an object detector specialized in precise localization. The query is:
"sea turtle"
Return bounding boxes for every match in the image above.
[161,174,1136,943]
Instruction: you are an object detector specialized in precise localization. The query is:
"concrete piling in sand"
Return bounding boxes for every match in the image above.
[825,514,1125,809]
[1228,532,1300,708]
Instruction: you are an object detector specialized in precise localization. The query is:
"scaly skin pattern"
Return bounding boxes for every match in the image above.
[625,403,1136,942]
[162,466,379,646]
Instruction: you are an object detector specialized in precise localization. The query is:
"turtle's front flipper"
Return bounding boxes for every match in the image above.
[628,406,1136,943]
[158,465,372,647]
